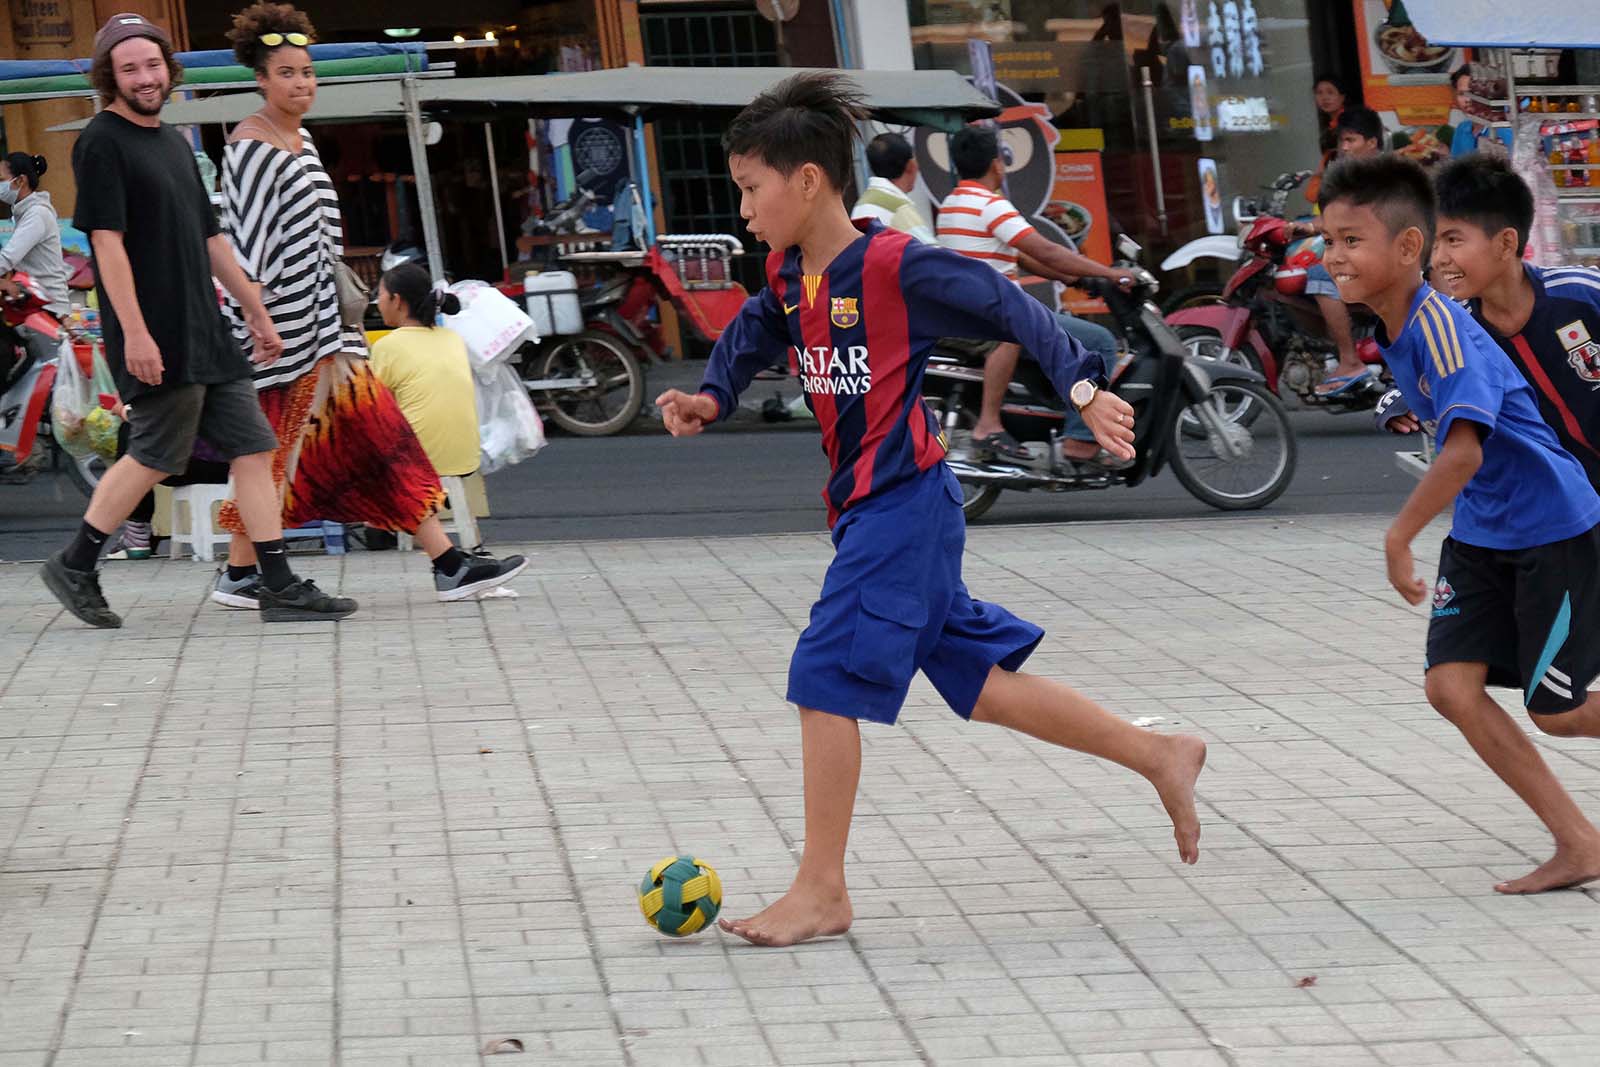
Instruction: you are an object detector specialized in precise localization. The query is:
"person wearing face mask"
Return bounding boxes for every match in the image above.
[210,3,524,609]
[0,151,70,391]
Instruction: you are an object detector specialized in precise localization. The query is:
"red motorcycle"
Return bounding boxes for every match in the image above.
[1165,213,1388,419]
[0,271,100,494]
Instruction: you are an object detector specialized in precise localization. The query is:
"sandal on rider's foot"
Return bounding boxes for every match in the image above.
[1315,371,1373,397]
[977,430,1031,461]
[1074,447,1135,471]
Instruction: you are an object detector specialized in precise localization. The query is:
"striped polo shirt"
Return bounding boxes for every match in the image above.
[935,179,1035,277]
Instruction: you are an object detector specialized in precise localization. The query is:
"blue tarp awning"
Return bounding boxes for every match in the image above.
[0,42,425,82]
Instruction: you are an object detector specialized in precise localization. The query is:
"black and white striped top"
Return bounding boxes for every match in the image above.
[221,129,365,389]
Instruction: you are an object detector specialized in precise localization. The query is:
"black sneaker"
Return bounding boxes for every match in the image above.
[40,551,122,629]
[258,578,358,621]
[435,553,528,602]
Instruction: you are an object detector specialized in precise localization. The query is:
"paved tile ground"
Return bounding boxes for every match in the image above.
[2,514,1598,1067]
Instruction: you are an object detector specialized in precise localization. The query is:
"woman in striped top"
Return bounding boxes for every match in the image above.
[212,4,525,606]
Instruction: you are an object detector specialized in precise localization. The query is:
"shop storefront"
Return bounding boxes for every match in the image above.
[906,2,1334,283]
[900,1,1490,289]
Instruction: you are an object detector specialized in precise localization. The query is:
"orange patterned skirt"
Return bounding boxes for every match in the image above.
[219,354,446,534]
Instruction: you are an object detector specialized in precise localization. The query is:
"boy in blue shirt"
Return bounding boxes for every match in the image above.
[1427,154,1600,490]
[1320,154,1600,894]
[655,72,1207,946]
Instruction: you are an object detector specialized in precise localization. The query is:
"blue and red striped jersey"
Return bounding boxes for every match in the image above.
[698,221,1100,526]
[1469,264,1600,491]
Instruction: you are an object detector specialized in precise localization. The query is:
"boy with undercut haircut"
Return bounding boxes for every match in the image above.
[1428,153,1600,490]
[1320,153,1600,895]
[655,71,1207,947]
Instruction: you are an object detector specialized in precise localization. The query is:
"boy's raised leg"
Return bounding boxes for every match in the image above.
[971,666,1206,864]
[1426,662,1600,893]
[720,707,859,947]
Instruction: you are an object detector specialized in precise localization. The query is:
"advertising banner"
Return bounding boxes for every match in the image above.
[1352,0,1460,128]
[1050,152,1113,315]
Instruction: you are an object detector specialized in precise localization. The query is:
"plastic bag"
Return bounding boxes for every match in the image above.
[51,342,122,461]
[441,281,537,369]
[476,361,545,474]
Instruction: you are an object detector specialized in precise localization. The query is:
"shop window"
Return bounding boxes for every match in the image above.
[642,5,779,303]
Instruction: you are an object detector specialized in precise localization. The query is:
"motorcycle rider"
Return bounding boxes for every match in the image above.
[937,126,1133,465]
[1300,107,1383,396]
[0,151,69,393]
[850,133,936,245]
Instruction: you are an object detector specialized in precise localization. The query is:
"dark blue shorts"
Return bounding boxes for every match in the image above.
[786,464,1045,725]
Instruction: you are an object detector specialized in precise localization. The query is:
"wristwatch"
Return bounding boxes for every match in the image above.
[1070,379,1098,412]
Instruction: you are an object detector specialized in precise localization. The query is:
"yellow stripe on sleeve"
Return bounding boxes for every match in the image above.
[1419,296,1464,374]
[1431,295,1468,373]
[1414,306,1450,379]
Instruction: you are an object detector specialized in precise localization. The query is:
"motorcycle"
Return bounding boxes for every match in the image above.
[923,235,1298,521]
[1165,210,1388,417]
[506,172,750,436]
[0,271,100,495]
[1158,170,1314,313]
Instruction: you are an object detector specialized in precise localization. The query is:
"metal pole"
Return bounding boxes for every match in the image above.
[634,113,658,246]
[1140,67,1168,239]
[484,121,509,275]
[402,77,446,278]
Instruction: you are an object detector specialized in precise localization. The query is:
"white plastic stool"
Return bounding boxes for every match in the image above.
[168,482,234,562]
[399,475,480,551]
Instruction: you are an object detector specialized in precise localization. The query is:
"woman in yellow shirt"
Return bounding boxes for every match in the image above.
[371,266,482,476]
[372,262,526,599]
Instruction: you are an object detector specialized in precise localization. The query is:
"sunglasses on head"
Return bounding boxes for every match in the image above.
[259,31,310,47]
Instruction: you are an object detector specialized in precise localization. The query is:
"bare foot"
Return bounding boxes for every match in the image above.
[1494,839,1600,894]
[1150,734,1207,865]
[718,883,852,947]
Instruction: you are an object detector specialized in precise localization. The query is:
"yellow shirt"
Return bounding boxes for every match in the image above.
[370,326,481,477]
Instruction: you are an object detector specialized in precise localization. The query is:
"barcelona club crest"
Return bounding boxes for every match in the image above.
[1557,320,1600,385]
[830,296,860,329]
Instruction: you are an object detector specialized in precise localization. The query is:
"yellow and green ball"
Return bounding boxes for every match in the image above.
[638,856,722,936]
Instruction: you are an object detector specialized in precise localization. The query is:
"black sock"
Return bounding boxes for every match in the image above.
[63,521,111,572]
[226,563,259,582]
[430,546,467,575]
[253,539,294,591]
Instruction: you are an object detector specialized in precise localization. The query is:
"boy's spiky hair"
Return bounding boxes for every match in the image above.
[1318,153,1436,241]
[1435,153,1535,255]
[724,71,869,191]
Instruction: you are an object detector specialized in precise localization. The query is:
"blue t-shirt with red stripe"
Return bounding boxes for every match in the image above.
[698,220,1102,526]
[1378,282,1600,550]
[1468,264,1600,491]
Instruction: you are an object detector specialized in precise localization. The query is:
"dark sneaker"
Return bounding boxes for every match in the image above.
[258,578,358,621]
[40,551,122,629]
[210,569,263,610]
[435,553,528,602]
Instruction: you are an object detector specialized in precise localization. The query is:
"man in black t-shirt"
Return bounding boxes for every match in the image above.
[40,13,357,627]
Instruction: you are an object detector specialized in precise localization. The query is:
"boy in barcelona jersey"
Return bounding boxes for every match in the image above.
[655,72,1207,947]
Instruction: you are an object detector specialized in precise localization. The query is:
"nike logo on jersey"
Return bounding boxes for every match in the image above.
[784,303,799,315]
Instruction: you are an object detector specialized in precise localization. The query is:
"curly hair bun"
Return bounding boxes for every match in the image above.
[227,2,316,70]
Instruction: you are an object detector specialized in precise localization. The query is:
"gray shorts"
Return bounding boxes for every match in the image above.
[125,378,278,475]
[1305,262,1340,299]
